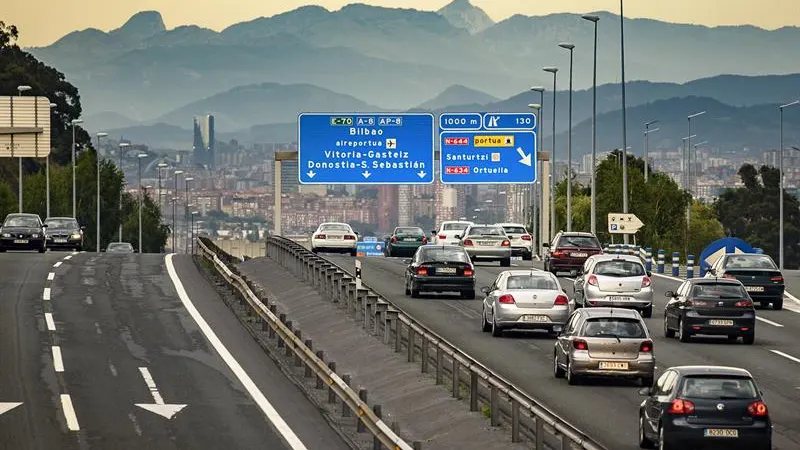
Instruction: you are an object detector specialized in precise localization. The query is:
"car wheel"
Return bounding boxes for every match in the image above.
[481,307,491,332]
[553,351,565,378]
[566,359,580,385]
[38,246,46,254]
[663,317,675,338]
[410,283,420,298]
[641,306,653,318]
[677,318,691,343]
[349,249,357,257]
[404,279,411,296]
[387,246,393,257]
[658,425,671,450]
[523,252,532,261]
[772,297,783,311]
[641,376,654,388]
[461,290,475,300]
[490,313,502,337]
[0,248,5,252]
[742,331,755,345]
[638,414,655,448]
[311,247,319,254]
[500,257,511,267]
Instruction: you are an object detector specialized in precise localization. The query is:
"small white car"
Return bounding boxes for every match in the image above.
[310,222,358,256]
[496,222,534,260]
[432,220,473,246]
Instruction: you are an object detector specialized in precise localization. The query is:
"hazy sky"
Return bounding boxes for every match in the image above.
[7,0,800,47]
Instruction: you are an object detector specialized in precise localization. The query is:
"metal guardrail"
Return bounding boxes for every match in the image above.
[268,236,607,450]
[196,237,413,450]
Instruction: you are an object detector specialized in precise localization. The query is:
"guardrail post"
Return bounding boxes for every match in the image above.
[356,289,369,316]
[407,325,415,362]
[645,247,653,271]
[687,254,695,279]
[452,360,461,400]
[315,350,325,388]
[327,362,337,404]
[365,294,378,329]
[511,400,520,443]
[339,276,352,306]
[384,309,398,345]
[672,252,680,277]
[435,347,444,385]
[354,259,363,290]
[469,372,478,411]
[490,385,500,427]
[332,272,343,303]
[535,416,545,450]
[372,405,382,450]
[302,340,313,375]
[341,374,352,417]
[346,282,357,312]
[357,389,368,432]
[293,333,304,367]
[374,301,388,336]
[285,322,294,357]
[420,335,429,373]
[657,250,665,274]
[325,268,336,299]
[277,314,286,347]
[394,318,402,353]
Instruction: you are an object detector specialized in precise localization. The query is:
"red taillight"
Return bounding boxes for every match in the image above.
[390,236,397,243]
[344,235,356,240]
[554,295,569,306]
[668,399,695,415]
[747,401,768,417]
[501,240,511,247]
[315,234,326,239]
[498,294,515,304]
[552,250,567,258]
[438,234,446,239]
[416,267,428,276]
[521,235,532,241]
[771,276,784,283]
[587,275,598,286]
[422,237,427,244]
[572,339,588,350]
[463,268,474,276]
[463,239,474,246]
[639,340,653,353]
[641,276,651,288]
[735,300,754,307]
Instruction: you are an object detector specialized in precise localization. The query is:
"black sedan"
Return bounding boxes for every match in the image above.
[664,279,756,344]
[705,253,785,310]
[403,245,476,299]
[639,365,771,450]
[0,213,47,253]
[44,217,85,251]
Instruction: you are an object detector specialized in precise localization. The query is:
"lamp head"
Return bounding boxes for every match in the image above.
[543,67,558,73]
[174,170,184,175]
[157,162,169,168]
[118,142,130,148]
[581,15,600,23]
[71,119,83,125]
[530,86,545,93]
[49,103,57,108]
[527,103,542,110]
[17,85,32,92]
[97,132,108,138]
[185,177,195,182]
[137,153,148,158]
[558,43,575,50]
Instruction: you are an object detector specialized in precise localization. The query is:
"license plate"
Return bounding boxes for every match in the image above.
[329,236,342,240]
[437,267,457,274]
[13,239,28,244]
[598,361,629,370]
[709,319,734,326]
[54,239,68,243]
[745,286,765,292]
[571,252,588,258]
[403,238,417,241]
[704,429,738,438]
[608,296,633,301]
[480,241,495,246]
[521,315,549,322]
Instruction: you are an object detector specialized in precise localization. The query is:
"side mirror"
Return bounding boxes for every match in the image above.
[430,230,437,235]
[454,235,461,239]
[646,271,652,277]
[542,242,550,248]
[638,387,652,396]
[402,259,412,265]
[480,286,490,294]
[665,291,675,298]
[80,226,86,230]
[42,224,48,228]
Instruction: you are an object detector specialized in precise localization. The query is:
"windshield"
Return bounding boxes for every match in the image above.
[594,260,646,277]
[320,224,351,233]
[724,255,778,270]
[558,236,600,248]
[502,226,527,235]
[107,243,133,252]
[679,376,758,400]
[4,216,40,228]
[505,275,559,290]
[45,218,78,228]
[467,226,504,236]
[395,227,423,235]
[420,248,469,263]
[582,318,646,338]
[442,223,470,231]
[692,283,747,298]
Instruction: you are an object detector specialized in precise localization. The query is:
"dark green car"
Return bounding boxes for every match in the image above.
[384,226,428,257]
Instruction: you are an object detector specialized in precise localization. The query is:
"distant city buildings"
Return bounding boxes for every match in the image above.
[193,115,215,169]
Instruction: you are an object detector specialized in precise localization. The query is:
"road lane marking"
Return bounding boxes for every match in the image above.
[42,287,51,301]
[785,291,800,305]
[756,317,784,327]
[770,349,800,365]
[134,367,187,419]
[164,254,309,449]
[64,255,72,260]
[109,362,118,377]
[94,322,102,335]
[52,346,64,372]
[127,412,143,436]
[59,394,80,431]
[0,403,23,416]
[652,273,684,282]
[47,272,55,281]
[85,296,93,305]
[45,313,56,331]
[53,261,62,268]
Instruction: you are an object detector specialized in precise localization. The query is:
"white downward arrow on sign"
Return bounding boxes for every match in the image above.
[134,367,187,419]
[516,147,532,167]
[417,171,427,178]
[362,171,371,178]
[0,402,22,416]
[306,170,316,179]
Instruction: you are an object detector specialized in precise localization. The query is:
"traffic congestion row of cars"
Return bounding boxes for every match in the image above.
[0,213,134,253]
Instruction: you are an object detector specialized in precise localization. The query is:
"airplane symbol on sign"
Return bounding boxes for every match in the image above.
[386,138,397,149]
[487,116,499,127]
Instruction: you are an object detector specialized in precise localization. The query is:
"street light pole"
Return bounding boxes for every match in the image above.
[96,132,107,252]
[184,177,194,253]
[47,102,57,217]
[543,67,558,234]
[16,85,32,213]
[157,162,168,212]
[687,111,706,227]
[619,0,631,244]
[117,142,130,241]
[644,121,659,182]
[558,43,576,232]
[173,171,184,252]
[190,211,199,255]
[779,101,799,270]
[137,153,148,253]
[528,101,542,258]
[70,119,83,218]
[582,15,600,235]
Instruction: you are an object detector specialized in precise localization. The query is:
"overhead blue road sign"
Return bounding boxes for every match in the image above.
[483,113,536,131]
[440,130,537,184]
[356,241,384,257]
[440,113,483,131]
[298,113,434,184]
[698,237,755,276]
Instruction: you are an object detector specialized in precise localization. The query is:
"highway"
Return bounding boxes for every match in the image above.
[323,254,800,450]
[0,251,349,450]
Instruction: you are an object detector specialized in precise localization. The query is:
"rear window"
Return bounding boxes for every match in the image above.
[558,235,600,248]
[320,224,351,232]
[692,283,747,298]
[505,275,559,290]
[502,226,527,235]
[724,255,777,270]
[594,260,645,277]
[420,248,469,263]
[467,226,504,236]
[442,223,470,231]
[395,227,423,235]
[4,216,40,227]
[45,218,79,228]
[581,318,646,338]
[679,376,758,400]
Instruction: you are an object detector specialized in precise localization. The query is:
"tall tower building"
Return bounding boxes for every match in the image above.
[193,115,215,169]
[397,185,413,226]
[378,185,399,231]
[280,160,299,194]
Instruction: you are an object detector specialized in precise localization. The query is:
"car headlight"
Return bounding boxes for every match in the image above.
[31,234,40,238]
[71,233,81,239]
[1,233,9,238]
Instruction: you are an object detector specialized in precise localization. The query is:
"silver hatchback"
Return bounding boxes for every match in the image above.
[481,270,570,337]
[573,254,654,318]
[458,224,512,266]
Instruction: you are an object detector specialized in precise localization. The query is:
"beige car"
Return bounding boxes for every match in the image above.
[553,308,655,386]
[458,224,512,266]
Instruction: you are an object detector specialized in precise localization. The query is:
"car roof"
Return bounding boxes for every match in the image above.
[580,307,642,319]
[45,217,76,220]
[688,277,741,285]
[495,222,525,227]
[558,231,597,237]
[589,254,643,263]
[319,222,349,226]
[669,365,753,377]
[421,245,464,250]
[501,269,554,277]
[6,213,39,218]
[468,223,502,228]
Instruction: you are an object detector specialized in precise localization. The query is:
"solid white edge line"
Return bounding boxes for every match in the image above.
[43,287,51,301]
[53,261,62,268]
[755,317,783,328]
[164,254,309,450]
[47,272,55,281]
[52,346,64,372]
[45,313,56,331]
[60,394,80,431]
[785,291,800,305]
[770,349,800,365]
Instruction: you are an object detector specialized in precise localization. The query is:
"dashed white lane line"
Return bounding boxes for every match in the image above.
[59,394,80,431]
[52,346,65,372]
[53,261,62,268]
[770,349,800,365]
[45,313,56,331]
[63,255,72,260]
[756,317,784,327]
[47,272,55,281]
[43,287,51,301]
[164,254,309,450]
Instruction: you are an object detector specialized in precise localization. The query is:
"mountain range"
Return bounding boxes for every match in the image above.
[28,1,800,123]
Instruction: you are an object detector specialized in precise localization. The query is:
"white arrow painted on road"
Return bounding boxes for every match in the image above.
[306,170,316,179]
[417,171,427,179]
[0,402,22,416]
[516,147,532,167]
[134,367,187,419]
[362,171,371,179]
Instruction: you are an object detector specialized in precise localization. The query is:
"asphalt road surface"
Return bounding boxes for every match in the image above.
[323,254,800,450]
[0,251,349,450]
